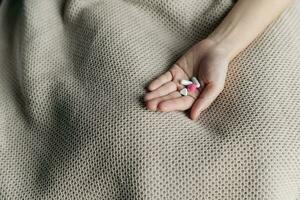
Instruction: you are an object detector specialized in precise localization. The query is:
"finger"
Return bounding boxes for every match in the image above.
[148,71,173,91]
[144,81,177,101]
[190,83,223,120]
[145,91,181,111]
[158,95,195,112]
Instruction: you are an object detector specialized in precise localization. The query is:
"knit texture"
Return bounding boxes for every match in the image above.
[1,0,300,199]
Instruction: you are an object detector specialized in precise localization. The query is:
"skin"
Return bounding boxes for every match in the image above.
[144,0,294,121]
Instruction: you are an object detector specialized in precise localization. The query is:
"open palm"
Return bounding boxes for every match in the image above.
[144,38,230,120]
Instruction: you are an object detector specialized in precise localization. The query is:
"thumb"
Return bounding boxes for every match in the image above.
[190,82,224,120]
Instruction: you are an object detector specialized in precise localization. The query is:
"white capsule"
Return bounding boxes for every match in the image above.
[180,88,188,96]
[191,77,201,88]
[180,80,193,86]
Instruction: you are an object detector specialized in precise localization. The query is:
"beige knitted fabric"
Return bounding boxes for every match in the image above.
[1,0,300,199]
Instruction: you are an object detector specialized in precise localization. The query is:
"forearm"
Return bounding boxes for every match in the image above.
[207,0,294,61]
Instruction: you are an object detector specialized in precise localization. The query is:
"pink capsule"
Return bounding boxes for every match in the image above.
[187,84,197,93]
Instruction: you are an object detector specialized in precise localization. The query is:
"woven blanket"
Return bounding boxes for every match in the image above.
[1,0,300,199]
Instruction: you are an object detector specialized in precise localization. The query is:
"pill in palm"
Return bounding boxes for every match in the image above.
[191,77,201,88]
[187,84,197,92]
[180,88,188,96]
[191,77,200,88]
[180,80,193,86]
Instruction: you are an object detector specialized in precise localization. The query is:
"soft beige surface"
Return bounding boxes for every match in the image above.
[1,0,300,199]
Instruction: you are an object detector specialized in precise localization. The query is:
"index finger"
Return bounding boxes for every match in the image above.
[147,71,172,91]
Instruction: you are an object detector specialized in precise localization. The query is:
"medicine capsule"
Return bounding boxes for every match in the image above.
[187,84,197,93]
[191,77,201,88]
[180,88,188,96]
[180,80,193,86]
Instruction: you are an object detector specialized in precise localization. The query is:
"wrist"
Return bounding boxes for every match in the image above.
[206,33,239,61]
[200,37,234,62]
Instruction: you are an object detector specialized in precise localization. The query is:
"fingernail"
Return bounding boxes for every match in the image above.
[194,112,200,121]
[191,115,199,121]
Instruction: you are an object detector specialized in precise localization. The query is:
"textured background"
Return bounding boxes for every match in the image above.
[1,0,300,199]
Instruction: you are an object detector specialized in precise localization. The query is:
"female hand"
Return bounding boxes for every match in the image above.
[144,0,292,121]
[144,38,230,120]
